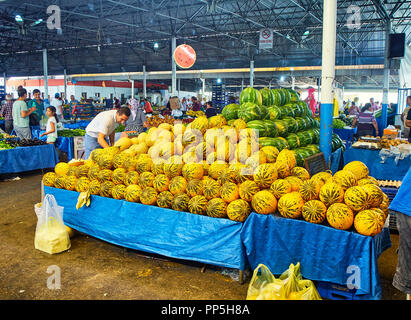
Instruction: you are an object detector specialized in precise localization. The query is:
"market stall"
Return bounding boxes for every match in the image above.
[0,143,58,174]
[44,186,247,271]
[241,212,391,300]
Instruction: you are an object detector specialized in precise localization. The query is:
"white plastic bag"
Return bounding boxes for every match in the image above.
[34,194,71,254]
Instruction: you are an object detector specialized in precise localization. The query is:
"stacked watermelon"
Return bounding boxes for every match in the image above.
[222,87,326,166]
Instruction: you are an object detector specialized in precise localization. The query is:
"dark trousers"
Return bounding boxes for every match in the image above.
[4,120,13,134]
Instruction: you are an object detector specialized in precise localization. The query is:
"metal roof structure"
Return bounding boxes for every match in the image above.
[0,0,410,91]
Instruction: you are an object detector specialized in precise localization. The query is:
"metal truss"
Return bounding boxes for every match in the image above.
[0,0,409,90]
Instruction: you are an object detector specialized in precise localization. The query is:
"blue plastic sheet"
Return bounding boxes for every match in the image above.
[330,147,342,174]
[343,147,411,180]
[333,127,357,142]
[0,144,58,174]
[44,187,246,270]
[32,129,75,161]
[63,121,91,129]
[241,212,391,300]
[0,119,4,130]
[389,167,411,217]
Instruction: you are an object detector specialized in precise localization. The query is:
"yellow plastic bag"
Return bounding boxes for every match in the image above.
[246,263,322,300]
[34,194,71,254]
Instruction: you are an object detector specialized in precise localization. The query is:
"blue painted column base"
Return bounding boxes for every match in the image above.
[319,103,333,167]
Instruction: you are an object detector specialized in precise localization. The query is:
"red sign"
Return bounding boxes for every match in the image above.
[173,44,196,69]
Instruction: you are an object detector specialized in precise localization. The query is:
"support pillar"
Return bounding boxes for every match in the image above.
[249,60,254,88]
[63,69,67,103]
[319,0,337,167]
[381,20,391,133]
[291,76,295,90]
[171,37,177,95]
[43,49,48,103]
[131,79,134,99]
[143,65,147,98]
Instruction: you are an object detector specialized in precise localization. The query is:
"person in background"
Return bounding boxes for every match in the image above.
[121,98,147,137]
[180,97,187,112]
[348,101,360,117]
[12,88,35,139]
[144,98,153,114]
[205,101,217,118]
[69,95,79,107]
[27,89,44,126]
[401,96,411,139]
[304,87,317,117]
[405,96,411,143]
[171,101,183,118]
[84,107,130,159]
[0,94,14,134]
[113,97,121,109]
[51,93,64,121]
[370,98,379,112]
[40,106,58,144]
[191,96,201,111]
[388,165,411,301]
[352,103,379,137]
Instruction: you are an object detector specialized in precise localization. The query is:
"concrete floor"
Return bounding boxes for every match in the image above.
[0,172,406,300]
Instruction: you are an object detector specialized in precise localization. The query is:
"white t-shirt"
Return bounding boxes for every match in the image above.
[51,98,63,115]
[86,110,119,138]
[46,117,58,138]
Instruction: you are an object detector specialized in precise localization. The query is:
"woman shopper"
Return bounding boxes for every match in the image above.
[40,106,58,144]
[12,87,36,139]
[27,89,44,126]
[0,94,14,134]
[352,103,379,137]
[121,98,147,137]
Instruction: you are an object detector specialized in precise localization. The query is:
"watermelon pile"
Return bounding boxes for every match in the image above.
[222,87,331,166]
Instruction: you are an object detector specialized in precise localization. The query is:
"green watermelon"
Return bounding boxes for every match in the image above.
[262,120,279,138]
[282,117,298,133]
[303,117,314,129]
[305,144,320,154]
[293,149,305,167]
[267,106,282,120]
[281,88,291,105]
[295,117,306,131]
[222,104,240,121]
[240,87,262,105]
[259,137,289,151]
[296,131,310,147]
[246,120,267,137]
[270,89,282,106]
[286,133,300,149]
[288,89,300,102]
[259,88,274,106]
[273,120,288,137]
[238,102,267,122]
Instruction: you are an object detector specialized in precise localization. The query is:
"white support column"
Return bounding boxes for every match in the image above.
[381,20,391,132]
[43,49,48,102]
[249,60,254,88]
[291,76,295,90]
[269,80,272,90]
[63,69,67,102]
[143,65,147,98]
[178,78,181,97]
[201,78,205,94]
[171,37,177,95]
[241,79,244,91]
[131,79,134,99]
[319,0,337,167]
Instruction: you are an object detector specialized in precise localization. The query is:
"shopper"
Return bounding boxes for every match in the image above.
[121,98,147,137]
[69,95,79,107]
[405,98,411,143]
[388,166,411,300]
[84,107,130,159]
[348,101,360,117]
[370,98,379,112]
[191,96,201,111]
[180,97,187,112]
[205,101,218,118]
[113,97,121,109]
[304,87,317,117]
[40,106,58,144]
[352,103,379,137]
[144,98,153,114]
[12,88,35,139]
[51,93,64,121]
[401,96,411,139]
[27,89,44,126]
[0,94,14,134]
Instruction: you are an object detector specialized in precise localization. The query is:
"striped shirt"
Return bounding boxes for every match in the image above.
[357,111,375,124]
[0,100,13,121]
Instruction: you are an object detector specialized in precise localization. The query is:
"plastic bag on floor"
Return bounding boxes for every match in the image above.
[34,194,71,254]
[246,263,322,300]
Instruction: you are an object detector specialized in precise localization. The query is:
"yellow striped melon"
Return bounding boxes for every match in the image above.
[285,176,303,192]
[172,193,190,212]
[221,182,239,203]
[299,178,322,201]
[206,198,228,218]
[290,167,310,181]
[252,190,278,215]
[319,182,344,207]
[153,174,170,193]
[188,195,208,215]
[332,170,358,190]
[203,178,222,200]
[42,172,56,187]
[112,184,126,200]
[227,199,251,222]
[302,200,327,224]
[254,163,278,189]
[75,177,90,192]
[186,179,204,197]
[157,191,174,208]
[88,180,101,195]
[326,203,354,230]
[344,186,368,212]
[169,176,188,195]
[277,192,304,219]
[343,161,369,180]
[239,180,260,202]
[140,187,158,205]
[124,184,142,202]
[270,179,292,199]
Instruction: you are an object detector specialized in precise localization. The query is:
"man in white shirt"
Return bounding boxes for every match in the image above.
[50,93,64,121]
[84,107,130,159]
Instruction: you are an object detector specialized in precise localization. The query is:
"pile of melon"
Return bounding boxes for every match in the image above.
[43,117,389,236]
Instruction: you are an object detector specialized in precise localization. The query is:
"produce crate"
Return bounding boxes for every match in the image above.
[315,281,359,300]
[380,187,399,232]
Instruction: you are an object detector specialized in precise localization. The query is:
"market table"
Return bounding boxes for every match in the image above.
[44,187,247,271]
[241,212,392,300]
[343,147,411,180]
[31,129,75,161]
[63,120,91,129]
[333,127,357,142]
[0,144,59,174]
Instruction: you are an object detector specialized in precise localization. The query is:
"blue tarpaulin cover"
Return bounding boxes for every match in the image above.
[389,167,411,217]
[44,186,247,270]
[0,144,58,174]
[343,147,411,180]
[240,212,391,300]
[32,129,75,161]
[333,127,357,141]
